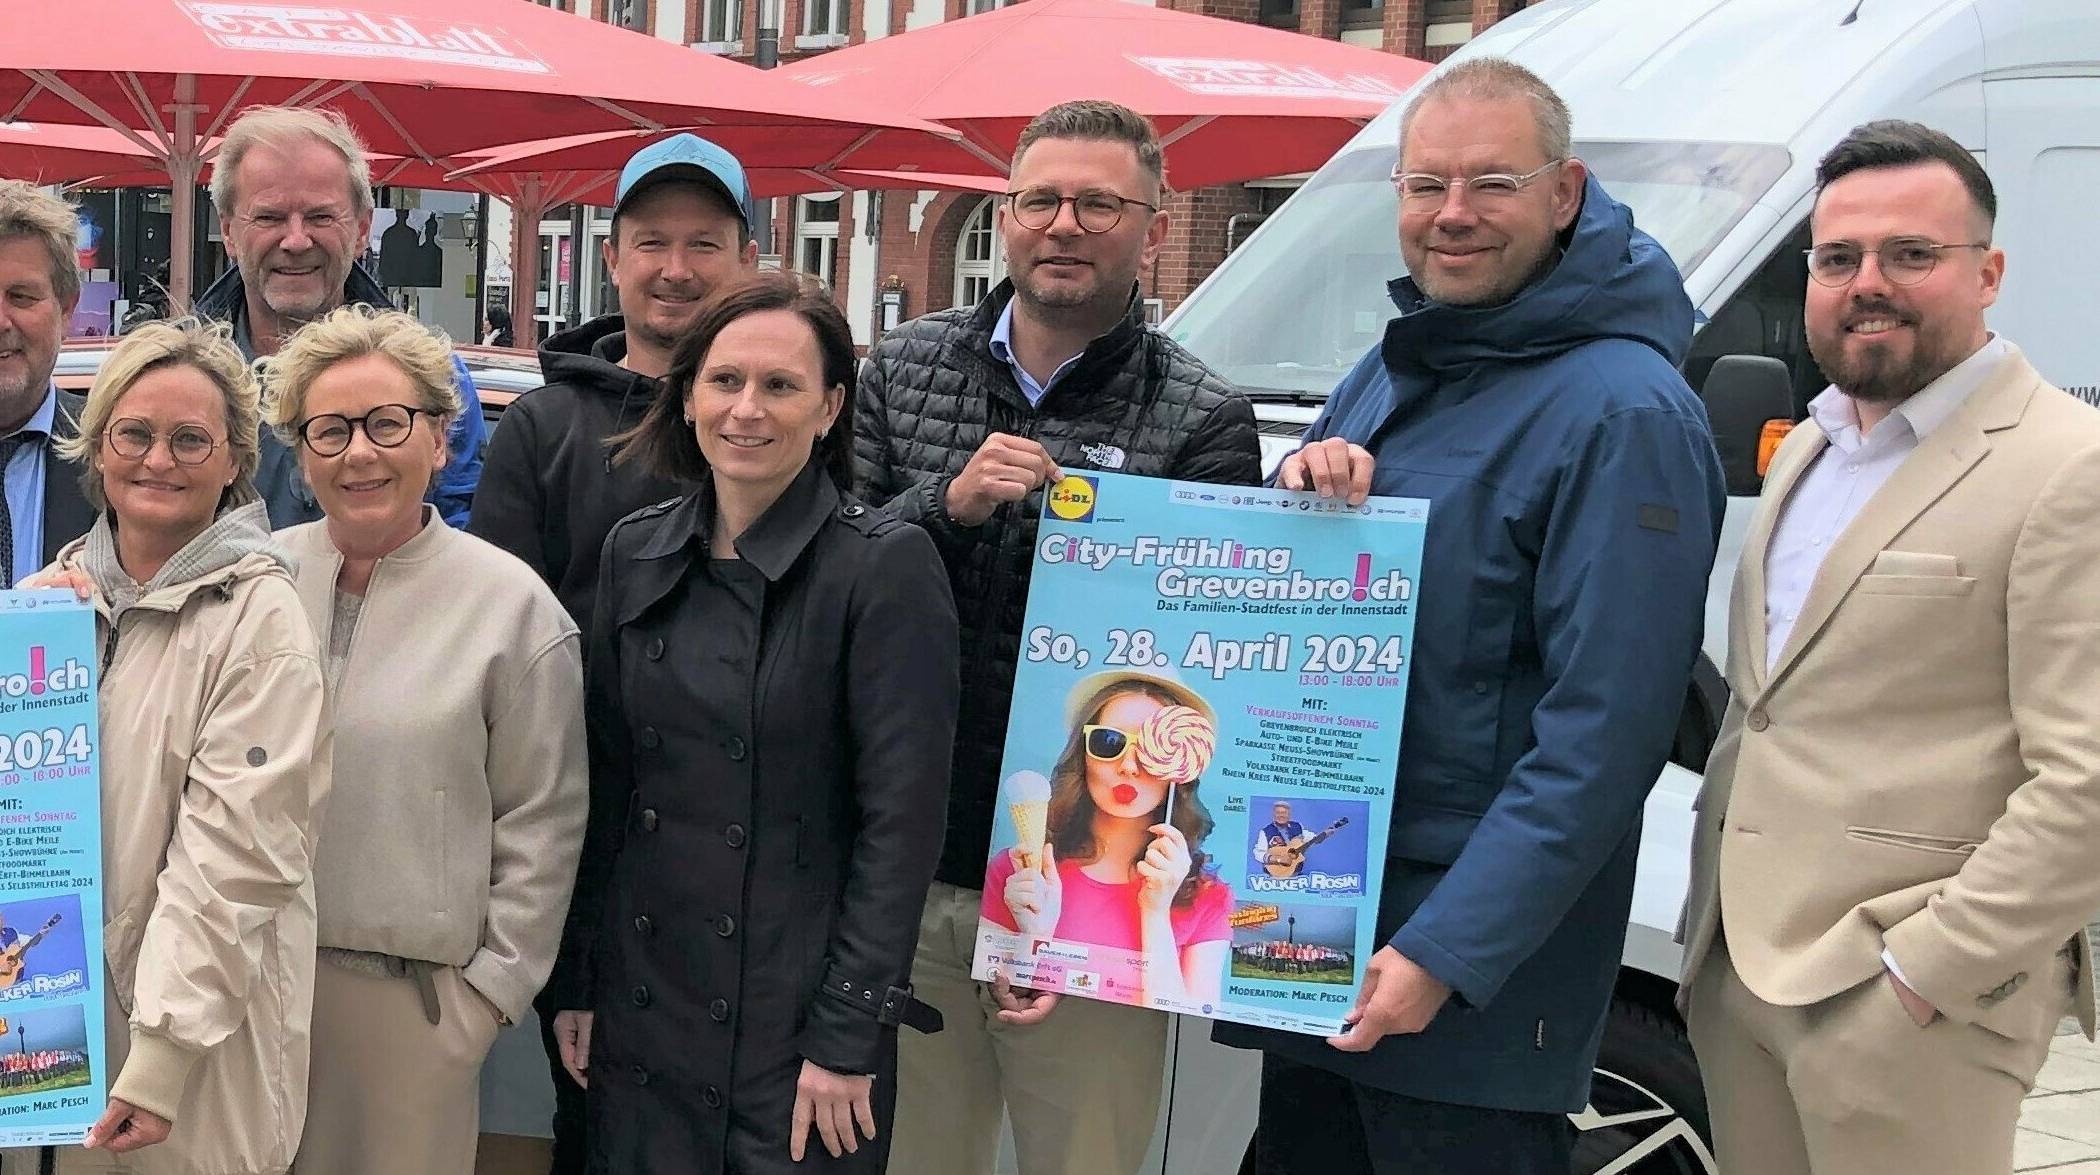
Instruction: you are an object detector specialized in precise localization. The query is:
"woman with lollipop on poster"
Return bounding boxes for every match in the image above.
[984,670,1233,1009]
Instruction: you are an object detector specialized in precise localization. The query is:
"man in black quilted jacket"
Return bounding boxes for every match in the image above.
[855,100,1262,1175]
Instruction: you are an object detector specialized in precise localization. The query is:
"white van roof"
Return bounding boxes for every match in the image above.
[1355,0,2099,156]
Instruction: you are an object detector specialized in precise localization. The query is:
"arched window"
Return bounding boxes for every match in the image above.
[952,197,1005,308]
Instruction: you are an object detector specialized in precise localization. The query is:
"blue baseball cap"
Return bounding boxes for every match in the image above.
[614,133,755,229]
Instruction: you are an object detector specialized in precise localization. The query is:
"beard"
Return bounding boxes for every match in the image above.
[1408,231,1561,309]
[1014,256,1135,315]
[1806,298,1963,404]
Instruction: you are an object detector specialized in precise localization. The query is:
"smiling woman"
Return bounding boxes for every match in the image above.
[259,305,587,1175]
[34,317,326,1175]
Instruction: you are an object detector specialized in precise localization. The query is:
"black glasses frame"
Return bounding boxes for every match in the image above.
[297,404,430,457]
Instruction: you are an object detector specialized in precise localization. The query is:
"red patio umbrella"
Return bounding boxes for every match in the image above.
[0,122,166,185]
[74,143,1000,328]
[772,0,1434,190]
[0,0,955,307]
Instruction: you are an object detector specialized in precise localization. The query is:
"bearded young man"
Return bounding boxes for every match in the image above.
[1678,117,2100,1175]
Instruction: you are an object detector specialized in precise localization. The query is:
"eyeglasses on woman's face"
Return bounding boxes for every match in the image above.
[297,403,429,458]
[103,418,224,466]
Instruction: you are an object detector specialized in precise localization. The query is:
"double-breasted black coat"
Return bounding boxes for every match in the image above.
[557,461,959,1174]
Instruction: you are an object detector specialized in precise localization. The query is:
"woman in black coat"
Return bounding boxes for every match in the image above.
[550,273,959,1173]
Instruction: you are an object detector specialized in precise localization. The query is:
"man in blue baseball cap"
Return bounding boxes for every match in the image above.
[467,131,758,1174]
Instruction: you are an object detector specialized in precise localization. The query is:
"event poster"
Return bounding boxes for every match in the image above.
[972,472,1427,1036]
[0,594,107,1146]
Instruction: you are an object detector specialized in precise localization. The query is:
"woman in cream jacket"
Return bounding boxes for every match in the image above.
[260,306,586,1175]
[43,318,329,1174]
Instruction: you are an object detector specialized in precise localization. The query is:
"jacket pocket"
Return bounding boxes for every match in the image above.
[103,909,141,1016]
[1387,801,1485,866]
[1853,573,1976,598]
[1845,826,1981,857]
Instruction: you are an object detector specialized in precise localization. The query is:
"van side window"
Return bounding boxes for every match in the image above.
[1683,222,1823,421]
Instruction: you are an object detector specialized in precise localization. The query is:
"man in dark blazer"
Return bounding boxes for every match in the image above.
[0,181,97,584]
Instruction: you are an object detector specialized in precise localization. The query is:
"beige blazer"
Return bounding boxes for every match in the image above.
[1681,344,2100,1042]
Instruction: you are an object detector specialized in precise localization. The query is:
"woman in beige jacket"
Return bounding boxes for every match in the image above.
[259,306,586,1175]
[42,318,329,1174]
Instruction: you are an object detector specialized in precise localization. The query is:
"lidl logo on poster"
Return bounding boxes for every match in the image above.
[1047,475,1098,523]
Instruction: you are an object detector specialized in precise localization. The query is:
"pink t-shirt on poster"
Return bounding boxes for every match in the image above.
[982,851,1233,955]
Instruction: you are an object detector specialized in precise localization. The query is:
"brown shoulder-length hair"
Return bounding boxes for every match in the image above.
[1046,680,1218,910]
[611,272,854,486]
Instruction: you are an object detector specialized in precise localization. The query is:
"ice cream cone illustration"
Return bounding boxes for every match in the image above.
[1006,770,1052,868]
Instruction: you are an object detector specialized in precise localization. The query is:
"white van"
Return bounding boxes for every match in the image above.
[1122,1,2100,1172]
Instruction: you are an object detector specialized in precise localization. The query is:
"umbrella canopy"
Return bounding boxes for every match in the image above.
[75,140,1000,328]
[0,0,954,305]
[773,0,1433,190]
[0,122,166,185]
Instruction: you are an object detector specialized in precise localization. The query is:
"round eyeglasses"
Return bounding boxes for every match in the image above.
[297,404,429,457]
[1004,188,1158,234]
[104,418,224,466]
[1804,237,1989,287]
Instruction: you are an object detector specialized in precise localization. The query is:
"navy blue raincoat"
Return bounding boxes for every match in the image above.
[1214,175,1725,1113]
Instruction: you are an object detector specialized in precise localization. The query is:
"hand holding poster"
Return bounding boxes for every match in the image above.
[972,472,1427,1035]
[0,594,107,1146]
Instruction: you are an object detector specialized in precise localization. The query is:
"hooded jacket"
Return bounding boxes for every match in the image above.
[1214,176,1725,1113]
[59,501,330,1174]
[192,262,487,529]
[467,315,681,631]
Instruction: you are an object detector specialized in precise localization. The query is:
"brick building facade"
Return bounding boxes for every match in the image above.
[534,0,1527,342]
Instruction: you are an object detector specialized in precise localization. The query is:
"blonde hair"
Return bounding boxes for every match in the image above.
[260,304,461,444]
[211,106,374,218]
[55,318,261,512]
[0,180,82,305]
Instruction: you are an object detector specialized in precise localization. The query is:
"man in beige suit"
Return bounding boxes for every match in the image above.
[1680,119,2100,1175]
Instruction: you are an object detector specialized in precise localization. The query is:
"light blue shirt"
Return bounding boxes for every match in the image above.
[988,301,1084,407]
[4,387,57,587]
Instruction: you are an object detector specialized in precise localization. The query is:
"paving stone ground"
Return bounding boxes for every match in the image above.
[2017,1020,2100,1173]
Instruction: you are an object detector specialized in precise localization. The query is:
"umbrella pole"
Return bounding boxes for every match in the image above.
[510,181,545,347]
[167,74,201,313]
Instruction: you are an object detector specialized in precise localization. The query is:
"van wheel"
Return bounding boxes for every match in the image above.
[1569,998,1716,1174]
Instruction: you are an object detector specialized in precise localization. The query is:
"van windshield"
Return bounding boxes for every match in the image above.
[1164,140,1791,397]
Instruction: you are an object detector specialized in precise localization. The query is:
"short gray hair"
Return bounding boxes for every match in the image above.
[211,106,374,218]
[0,180,82,306]
[1400,57,1573,165]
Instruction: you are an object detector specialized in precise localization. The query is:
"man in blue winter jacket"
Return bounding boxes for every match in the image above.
[1212,58,1725,1173]
[195,105,485,528]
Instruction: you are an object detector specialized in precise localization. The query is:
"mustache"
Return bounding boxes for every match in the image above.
[1843,296,1916,328]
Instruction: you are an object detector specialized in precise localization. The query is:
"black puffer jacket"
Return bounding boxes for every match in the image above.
[854,281,1262,886]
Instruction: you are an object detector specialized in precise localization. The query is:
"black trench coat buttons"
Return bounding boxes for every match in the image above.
[638,808,659,833]
[726,736,748,761]
[724,824,746,849]
[631,1065,650,1086]
[714,914,736,938]
[709,998,730,1022]
[644,637,665,661]
[632,985,651,1007]
[703,1085,724,1109]
[638,726,661,750]
[633,915,653,936]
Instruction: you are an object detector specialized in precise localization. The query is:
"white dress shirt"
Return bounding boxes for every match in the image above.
[1762,333,2009,995]
[1764,334,2008,668]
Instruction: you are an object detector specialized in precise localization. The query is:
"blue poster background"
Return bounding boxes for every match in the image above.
[972,472,1427,1036]
[0,594,108,1145]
